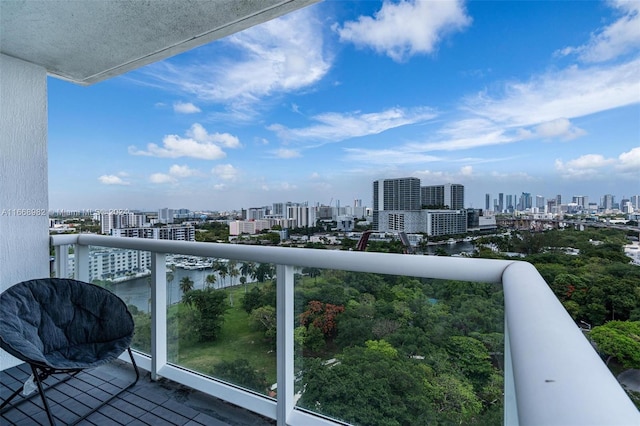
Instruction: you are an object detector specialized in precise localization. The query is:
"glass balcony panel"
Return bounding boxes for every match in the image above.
[293,270,505,426]
[169,257,277,397]
[81,246,153,354]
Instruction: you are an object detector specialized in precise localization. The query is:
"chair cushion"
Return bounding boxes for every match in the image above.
[0,278,134,369]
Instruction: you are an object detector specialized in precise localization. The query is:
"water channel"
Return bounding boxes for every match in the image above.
[110,240,477,313]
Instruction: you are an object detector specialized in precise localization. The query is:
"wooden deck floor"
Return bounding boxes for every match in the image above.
[0,361,275,426]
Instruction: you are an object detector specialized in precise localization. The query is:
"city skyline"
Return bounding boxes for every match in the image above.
[48,0,639,212]
[48,185,638,216]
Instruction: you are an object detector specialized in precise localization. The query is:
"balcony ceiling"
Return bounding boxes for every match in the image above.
[0,0,318,85]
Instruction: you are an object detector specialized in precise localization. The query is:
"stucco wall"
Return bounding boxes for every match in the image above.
[0,54,49,369]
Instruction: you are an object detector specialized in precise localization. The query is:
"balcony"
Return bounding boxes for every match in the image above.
[1,4,638,423]
[34,233,638,425]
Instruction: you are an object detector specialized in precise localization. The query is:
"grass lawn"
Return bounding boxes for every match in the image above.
[170,283,278,386]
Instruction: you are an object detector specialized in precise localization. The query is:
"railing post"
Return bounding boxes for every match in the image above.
[54,244,70,279]
[276,264,294,426]
[150,252,167,381]
[75,243,89,282]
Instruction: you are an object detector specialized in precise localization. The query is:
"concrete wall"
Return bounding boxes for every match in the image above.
[0,54,49,369]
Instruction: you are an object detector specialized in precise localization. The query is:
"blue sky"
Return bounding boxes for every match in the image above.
[48,0,640,212]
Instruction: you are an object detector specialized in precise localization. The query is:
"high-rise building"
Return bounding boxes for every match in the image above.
[535,195,545,210]
[421,185,444,208]
[247,206,269,220]
[272,203,285,217]
[498,193,504,213]
[158,207,174,224]
[287,205,317,228]
[620,199,631,213]
[445,183,464,210]
[572,196,588,208]
[485,193,491,211]
[602,194,614,210]
[421,183,464,210]
[373,177,421,230]
[518,193,532,211]
[100,212,142,234]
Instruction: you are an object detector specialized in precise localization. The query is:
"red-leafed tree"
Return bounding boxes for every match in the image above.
[300,300,345,338]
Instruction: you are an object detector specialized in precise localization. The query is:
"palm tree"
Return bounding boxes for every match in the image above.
[217,262,228,288]
[240,261,255,289]
[228,259,239,286]
[205,274,216,290]
[166,266,175,304]
[179,276,194,300]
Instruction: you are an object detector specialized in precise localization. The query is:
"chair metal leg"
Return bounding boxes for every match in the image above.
[31,365,57,426]
[1,348,140,426]
[68,348,140,426]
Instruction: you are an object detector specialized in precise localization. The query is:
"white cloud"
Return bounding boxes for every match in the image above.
[344,147,441,165]
[149,173,176,184]
[128,123,240,159]
[617,146,640,171]
[565,154,616,169]
[555,1,640,63]
[142,7,330,109]
[212,164,238,181]
[465,59,640,129]
[336,0,471,62]
[98,175,129,185]
[555,154,617,179]
[168,164,198,178]
[269,107,436,143]
[148,165,200,185]
[187,123,241,148]
[460,165,473,176]
[274,148,302,159]
[533,118,586,140]
[173,102,201,114]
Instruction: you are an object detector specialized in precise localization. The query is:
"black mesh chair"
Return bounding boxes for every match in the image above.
[0,278,139,425]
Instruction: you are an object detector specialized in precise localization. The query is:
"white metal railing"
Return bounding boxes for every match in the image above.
[50,234,639,426]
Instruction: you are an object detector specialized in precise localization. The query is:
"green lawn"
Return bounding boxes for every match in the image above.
[170,283,277,386]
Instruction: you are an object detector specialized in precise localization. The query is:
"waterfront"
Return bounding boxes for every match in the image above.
[108,241,477,312]
[111,262,244,313]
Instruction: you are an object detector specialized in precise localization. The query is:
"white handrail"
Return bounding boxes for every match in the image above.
[503,262,639,425]
[50,234,640,425]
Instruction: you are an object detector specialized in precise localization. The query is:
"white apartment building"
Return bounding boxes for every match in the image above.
[111,224,195,241]
[100,212,144,234]
[158,208,175,224]
[229,220,271,236]
[378,209,468,236]
[287,205,317,228]
[64,248,151,282]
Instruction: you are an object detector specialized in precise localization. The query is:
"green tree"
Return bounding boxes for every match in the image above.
[255,263,274,282]
[166,267,175,304]
[447,336,494,392]
[179,276,194,298]
[215,261,228,287]
[590,320,640,369]
[228,259,239,286]
[205,273,216,290]
[250,305,277,343]
[182,288,228,342]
